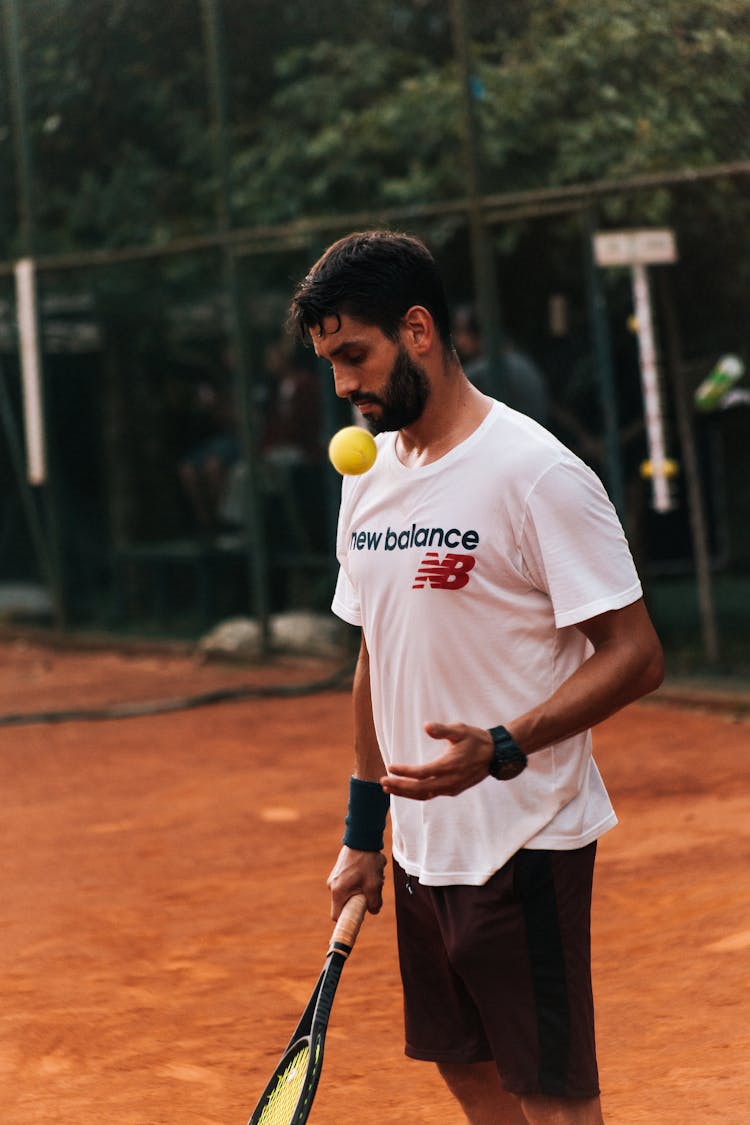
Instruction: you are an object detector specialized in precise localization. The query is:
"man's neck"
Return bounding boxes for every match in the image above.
[395,372,492,468]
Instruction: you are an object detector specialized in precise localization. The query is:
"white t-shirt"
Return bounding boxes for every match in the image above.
[331,401,641,886]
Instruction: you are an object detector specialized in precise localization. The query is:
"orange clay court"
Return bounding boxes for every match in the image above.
[0,637,748,1124]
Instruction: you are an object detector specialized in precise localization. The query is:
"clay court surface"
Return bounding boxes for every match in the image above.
[1,637,748,1124]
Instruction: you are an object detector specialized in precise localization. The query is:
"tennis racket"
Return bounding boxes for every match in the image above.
[247,893,368,1125]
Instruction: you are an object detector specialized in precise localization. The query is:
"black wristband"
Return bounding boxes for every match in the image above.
[342,776,390,851]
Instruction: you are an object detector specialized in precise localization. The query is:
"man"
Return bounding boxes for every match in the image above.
[288,231,663,1125]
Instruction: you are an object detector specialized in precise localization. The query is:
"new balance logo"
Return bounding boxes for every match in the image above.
[412,552,476,590]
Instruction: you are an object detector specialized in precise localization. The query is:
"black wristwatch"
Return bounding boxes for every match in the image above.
[488,725,528,781]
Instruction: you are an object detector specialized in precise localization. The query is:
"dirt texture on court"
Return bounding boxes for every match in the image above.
[0,636,748,1124]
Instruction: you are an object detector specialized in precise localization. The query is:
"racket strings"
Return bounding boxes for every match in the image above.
[256,1044,311,1125]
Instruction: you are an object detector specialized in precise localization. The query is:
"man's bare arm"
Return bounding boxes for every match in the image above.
[328,633,388,917]
[381,598,664,800]
[351,633,387,781]
[506,596,664,752]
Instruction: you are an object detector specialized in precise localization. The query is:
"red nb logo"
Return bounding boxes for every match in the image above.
[412,552,476,590]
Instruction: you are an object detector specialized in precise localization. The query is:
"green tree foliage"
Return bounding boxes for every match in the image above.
[229,0,750,225]
[2,0,211,253]
[478,0,750,191]
[1,0,747,249]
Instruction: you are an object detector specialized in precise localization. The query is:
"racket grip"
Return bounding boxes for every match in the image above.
[330,893,367,952]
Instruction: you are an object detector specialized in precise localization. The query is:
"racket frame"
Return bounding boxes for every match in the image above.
[247,894,367,1125]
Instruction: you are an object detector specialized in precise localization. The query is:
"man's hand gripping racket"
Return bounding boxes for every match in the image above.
[246,893,367,1125]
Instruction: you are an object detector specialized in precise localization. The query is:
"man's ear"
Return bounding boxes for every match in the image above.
[401,306,435,355]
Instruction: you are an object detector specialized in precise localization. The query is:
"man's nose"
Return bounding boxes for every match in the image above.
[332,368,359,399]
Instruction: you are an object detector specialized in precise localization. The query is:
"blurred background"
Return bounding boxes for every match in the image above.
[0,0,748,675]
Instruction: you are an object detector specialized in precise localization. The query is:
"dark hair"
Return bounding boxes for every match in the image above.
[287,230,454,352]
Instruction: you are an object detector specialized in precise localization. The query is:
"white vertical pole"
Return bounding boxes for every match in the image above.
[631,262,672,512]
[14,257,47,485]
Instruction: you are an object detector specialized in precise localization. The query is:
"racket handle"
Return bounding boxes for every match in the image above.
[330,893,367,953]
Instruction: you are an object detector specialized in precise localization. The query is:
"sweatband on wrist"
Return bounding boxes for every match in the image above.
[342,775,390,851]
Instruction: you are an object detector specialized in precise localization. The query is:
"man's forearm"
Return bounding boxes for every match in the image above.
[381,599,664,802]
[508,599,664,755]
[352,635,387,781]
[329,633,389,919]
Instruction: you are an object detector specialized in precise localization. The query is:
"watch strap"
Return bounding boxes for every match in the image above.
[488,725,528,780]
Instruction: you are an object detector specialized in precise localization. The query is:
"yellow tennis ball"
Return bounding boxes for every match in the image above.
[328,426,377,475]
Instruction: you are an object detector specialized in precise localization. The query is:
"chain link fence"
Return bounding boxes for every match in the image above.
[0,0,748,667]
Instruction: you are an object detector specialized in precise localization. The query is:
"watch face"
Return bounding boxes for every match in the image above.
[492,756,525,780]
[488,727,527,780]
[490,746,527,780]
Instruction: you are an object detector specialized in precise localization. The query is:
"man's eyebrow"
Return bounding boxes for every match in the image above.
[327,338,369,358]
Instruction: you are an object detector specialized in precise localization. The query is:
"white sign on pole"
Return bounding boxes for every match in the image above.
[631,262,673,513]
[594,228,678,267]
[14,257,47,485]
[593,228,678,513]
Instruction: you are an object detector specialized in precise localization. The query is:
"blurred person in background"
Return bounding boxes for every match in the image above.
[261,342,323,468]
[452,303,550,426]
[177,369,240,533]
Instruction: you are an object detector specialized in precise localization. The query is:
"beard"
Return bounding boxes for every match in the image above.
[352,346,431,434]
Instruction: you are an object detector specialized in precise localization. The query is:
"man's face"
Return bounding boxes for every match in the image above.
[311,314,430,433]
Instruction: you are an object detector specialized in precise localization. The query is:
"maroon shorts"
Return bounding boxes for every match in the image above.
[393,844,599,1098]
